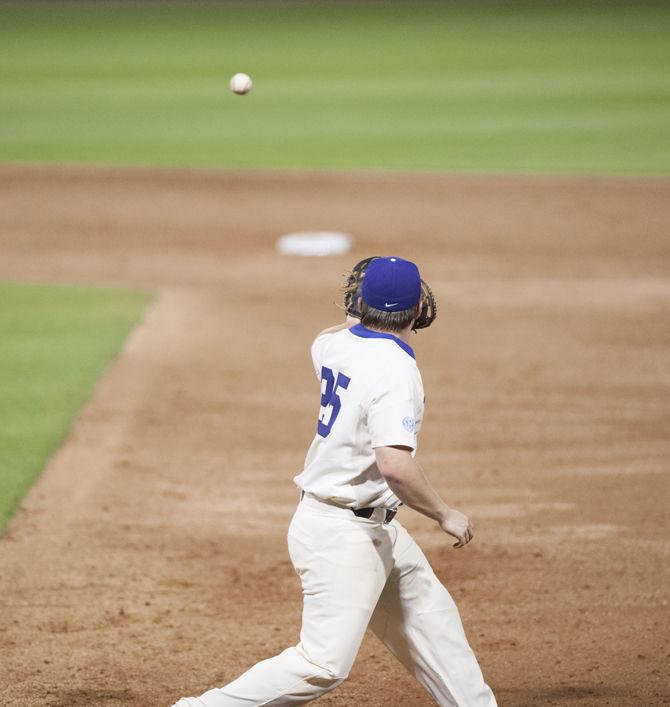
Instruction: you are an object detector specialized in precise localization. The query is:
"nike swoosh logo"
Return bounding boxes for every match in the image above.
[385,302,399,308]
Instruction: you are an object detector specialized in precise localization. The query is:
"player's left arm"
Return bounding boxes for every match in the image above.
[375,446,474,549]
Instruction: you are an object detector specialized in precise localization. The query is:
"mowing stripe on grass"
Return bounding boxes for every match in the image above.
[0,282,152,534]
[0,2,668,175]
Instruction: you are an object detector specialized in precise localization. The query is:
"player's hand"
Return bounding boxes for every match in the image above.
[439,508,474,549]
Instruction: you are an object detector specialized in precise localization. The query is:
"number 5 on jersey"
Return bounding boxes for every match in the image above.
[318,366,351,438]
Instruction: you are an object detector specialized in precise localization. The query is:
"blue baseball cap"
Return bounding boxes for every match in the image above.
[362,257,421,312]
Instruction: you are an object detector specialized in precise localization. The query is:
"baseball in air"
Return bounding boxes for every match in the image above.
[229,72,252,95]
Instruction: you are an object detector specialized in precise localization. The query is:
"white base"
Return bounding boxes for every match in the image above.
[276,231,353,257]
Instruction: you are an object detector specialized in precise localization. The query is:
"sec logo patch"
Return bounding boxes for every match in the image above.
[402,416,415,433]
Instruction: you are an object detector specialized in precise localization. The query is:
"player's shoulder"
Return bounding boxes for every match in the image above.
[310,328,351,371]
[346,324,418,365]
[311,327,345,353]
[312,325,419,373]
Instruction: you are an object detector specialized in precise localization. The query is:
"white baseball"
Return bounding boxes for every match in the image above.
[229,73,253,95]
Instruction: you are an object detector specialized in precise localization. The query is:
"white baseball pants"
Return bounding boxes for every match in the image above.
[173,494,497,707]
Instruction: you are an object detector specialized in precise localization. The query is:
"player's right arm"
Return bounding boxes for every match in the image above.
[375,446,473,549]
[315,315,359,339]
[310,316,357,380]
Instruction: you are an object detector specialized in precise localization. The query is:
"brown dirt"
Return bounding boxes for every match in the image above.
[0,164,669,707]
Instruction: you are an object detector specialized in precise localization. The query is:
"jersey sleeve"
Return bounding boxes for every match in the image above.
[310,334,330,380]
[367,367,421,451]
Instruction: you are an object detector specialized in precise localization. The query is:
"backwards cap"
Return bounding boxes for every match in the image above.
[361,257,421,312]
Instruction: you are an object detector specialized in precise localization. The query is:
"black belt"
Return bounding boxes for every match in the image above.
[352,507,397,524]
[300,491,397,524]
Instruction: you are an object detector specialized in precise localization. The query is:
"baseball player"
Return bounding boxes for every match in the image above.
[173,257,497,706]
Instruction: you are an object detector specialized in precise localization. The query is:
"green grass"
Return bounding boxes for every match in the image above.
[1,1,669,174]
[0,282,152,533]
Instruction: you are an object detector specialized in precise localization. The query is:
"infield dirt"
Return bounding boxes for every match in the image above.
[0,165,668,706]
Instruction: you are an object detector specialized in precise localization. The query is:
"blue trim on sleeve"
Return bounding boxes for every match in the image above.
[349,324,415,360]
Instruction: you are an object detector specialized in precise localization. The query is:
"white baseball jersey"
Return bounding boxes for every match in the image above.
[293,324,424,509]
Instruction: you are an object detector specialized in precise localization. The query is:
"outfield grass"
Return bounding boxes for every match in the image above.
[0,283,151,533]
[1,1,669,175]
